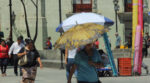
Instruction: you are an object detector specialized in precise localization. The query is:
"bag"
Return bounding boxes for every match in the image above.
[18,48,28,66]
[18,54,28,66]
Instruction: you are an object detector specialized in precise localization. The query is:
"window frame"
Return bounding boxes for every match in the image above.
[73,0,93,13]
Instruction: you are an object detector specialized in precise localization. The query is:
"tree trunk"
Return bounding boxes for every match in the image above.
[9,0,13,41]
[21,0,31,38]
[32,0,38,42]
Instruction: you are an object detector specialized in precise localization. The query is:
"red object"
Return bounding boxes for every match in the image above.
[125,0,132,12]
[0,45,9,58]
[46,40,51,46]
[118,58,132,76]
[137,0,144,75]
[94,41,99,49]
[125,4,132,12]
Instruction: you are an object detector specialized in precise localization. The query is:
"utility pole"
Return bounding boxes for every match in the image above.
[115,10,118,32]
[59,0,62,24]
[59,0,64,69]
[9,0,13,41]
[113,0,119,32]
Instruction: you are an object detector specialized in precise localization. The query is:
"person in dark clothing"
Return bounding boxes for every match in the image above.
[6,38,14,48]
[127,33,132,48]
[45,37,52,50]
[142,38,149,74]
[145,32,150,47]
[144,32,150,57]
[143,38,148,58]
[18,39,43,83]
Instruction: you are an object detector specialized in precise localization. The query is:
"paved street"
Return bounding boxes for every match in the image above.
[0,58,150,83]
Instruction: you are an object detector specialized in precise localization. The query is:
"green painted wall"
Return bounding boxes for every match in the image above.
[0,0,150,50]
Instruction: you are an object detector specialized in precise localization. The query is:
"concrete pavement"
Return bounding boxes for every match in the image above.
[0,58,150,83]
[0,67,150,83]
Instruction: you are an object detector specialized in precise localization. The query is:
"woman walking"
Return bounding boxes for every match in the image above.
[17,39,43,83]
[65,48,77,80]
[0,40,9,77]
[68,43,103,83]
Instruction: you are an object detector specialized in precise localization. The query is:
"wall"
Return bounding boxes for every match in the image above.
[2,0,148,50]
[0,0,44,49]
[97,0,124,50]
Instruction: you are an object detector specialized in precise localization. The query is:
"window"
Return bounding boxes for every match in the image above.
[73,0,92,13]
[124,0,132,12]
[73,0,81,4]
[82,0,91,4]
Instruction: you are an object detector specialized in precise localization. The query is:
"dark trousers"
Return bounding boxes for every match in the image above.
[142,48,148,58]
[0,58,8,74]
[13,55,22,75]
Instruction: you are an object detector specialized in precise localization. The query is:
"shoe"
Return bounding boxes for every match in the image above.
[2,74,4,77]
[4,73,7,76]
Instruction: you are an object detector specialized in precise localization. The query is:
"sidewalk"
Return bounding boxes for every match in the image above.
[0,68,150,83]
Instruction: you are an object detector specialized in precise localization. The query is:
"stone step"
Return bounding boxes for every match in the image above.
[112,49,131,53]
[39,50,61,60]
[42,60,65,69]
[39,49,150,63]
[42,59,119,68]
[42,57,150,68]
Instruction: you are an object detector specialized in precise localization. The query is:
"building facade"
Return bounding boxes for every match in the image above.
[0,0,150,50]
[118,0,150,44]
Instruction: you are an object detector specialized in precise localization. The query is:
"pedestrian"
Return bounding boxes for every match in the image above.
[145,32,150,46]
[45,37,52,50]
[24,38,31,46]
[68,43,103,83]
[98,49,109,66]
[142,38,149,74]
[127,33,132,48]
[115,33,121,49]
[108,36,111,48]
[8,36,25,76]
[5,38,14,48]
[17,39,43,83]
[0,39,9,77]
[143,36,148,58]
[144,32,150,57]
[65,48,77,80]
[20,35,25,45]
[98,49,111,77]
[5,38,14,66]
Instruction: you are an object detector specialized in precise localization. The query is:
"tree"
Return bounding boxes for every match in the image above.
[20,0,31,39]
[9,0,13,41]
[31,0,38,42]
[20,0,39,42]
